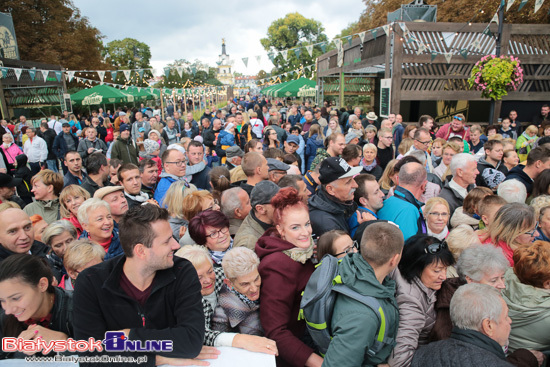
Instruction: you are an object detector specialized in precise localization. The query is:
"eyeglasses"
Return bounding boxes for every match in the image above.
[206,227,228,239]
[382,136,393,139]
[453,115,463,121]
[524,222,539,237]
[415,139,431,145]
[335,241,359,257]
[165,161,186,167]
[428,212,449,218]
[424,241,448,254]
[205,199,220,211]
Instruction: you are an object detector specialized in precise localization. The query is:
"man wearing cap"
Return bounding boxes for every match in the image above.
[111,123,139,165]
[226,145,244,171]
[187,140,211,190]
[284,135,302,169]
[94,186,129,224]
[345,132,360,146]
[267,158,289,185]
[77,126,108,166]
[63,151,87,187]
[53,122,79,174]
[81,152,111,197]
[234,180,280,250]
[0,173,26,208]
[436,114,471,141]
[309,157,363,236]
[240,152,269,196]
[131,112,151,143]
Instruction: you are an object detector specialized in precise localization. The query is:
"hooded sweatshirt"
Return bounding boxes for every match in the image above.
[308,186,357,237]
[324,253,399,367]
[476,157,508,188]
[255,228,315,367]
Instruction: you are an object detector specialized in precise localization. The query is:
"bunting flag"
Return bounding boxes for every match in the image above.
[320,43,327,53]
[334,38,342,50]
[242,57,249,67]
[54,71,62,82]
[345,35,353,46]
[13,68,22,81]
[416,43,427,55]
[460,49,469,59]
[518,0,528,10]
[123,70,131,80]
[490,13,499,24]
[444,52,453,63]
[110,71,117,80]
[137,87,141,93]
[358,31,366,43]
[67,70,75,82]
[280,50,288,61]
[431,51,438,62]
[372,29,378,40]
[305,44,314,57]
[256,55,262,64]
[534,0,545,12]
[507,0,516,10]
[138,69,145,79]
[0,67,7,78]
[482,27,493,37]
[36,70,43,81]
[176,66,184,77]
[382,24,390,36]
[471,38,482,50]
[267,51,275,62]
[164,67,170,78]
[28,69,36,80]
[294,48,301,59]
[97,70,105,82]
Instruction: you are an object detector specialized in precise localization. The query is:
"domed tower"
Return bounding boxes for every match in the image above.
[216,38,234,85]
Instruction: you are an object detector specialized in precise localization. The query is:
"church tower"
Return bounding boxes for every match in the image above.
[216,39,234,86]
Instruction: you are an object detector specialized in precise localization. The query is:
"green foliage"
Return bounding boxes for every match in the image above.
[260,12,328,82]
[336,22,359,39]
[156,59,222,88]
[468,55,524,100]
[103,38,152,70]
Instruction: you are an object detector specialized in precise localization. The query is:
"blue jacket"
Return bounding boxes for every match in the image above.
[377,186,427,241]
[53,131,79,160]
[348,206,378,238]
[79,226,123,260]
[154,175,178,208]
[305,134,324,171]
[218,130,236,146]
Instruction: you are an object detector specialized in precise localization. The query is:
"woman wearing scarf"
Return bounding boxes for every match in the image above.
[360,143,383,181]
[189,210,233,267]
[256,187,321,367]
[423,197,450,241]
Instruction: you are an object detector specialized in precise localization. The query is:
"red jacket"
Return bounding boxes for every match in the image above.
[436,123,471,141]
[256,228,315,367]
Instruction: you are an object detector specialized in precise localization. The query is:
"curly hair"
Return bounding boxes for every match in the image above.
[513,241,550,288]
[271,187,308,226]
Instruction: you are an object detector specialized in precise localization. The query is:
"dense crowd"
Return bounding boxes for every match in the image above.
[0,98,549,367]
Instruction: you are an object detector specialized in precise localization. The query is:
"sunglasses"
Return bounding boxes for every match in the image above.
[453,116,463,121]
[424,241,448,254]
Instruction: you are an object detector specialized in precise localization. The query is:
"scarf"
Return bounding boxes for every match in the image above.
[283,240,315,264]
[361,158,377,171]
[428,226,449,241]
[159,171,188,182]
[209,239,233,265]
[230,286,260,308]
[125,191,149,203]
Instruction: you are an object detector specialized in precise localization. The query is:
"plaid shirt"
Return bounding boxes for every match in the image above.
[202,266,226,346]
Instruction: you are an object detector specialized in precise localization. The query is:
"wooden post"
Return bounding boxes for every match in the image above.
[339,71,344,109]
[160,89,165,121]
[390,27,404,115]
[184,90,188,114]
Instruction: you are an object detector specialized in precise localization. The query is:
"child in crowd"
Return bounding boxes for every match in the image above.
[430,138,446,167]
[477,194,507,230]
[499,118,517,140]
[140,139,162,177]
[204,146,219,168]
[136,127,146,151]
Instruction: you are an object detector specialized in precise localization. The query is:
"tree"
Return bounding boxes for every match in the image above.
[356,0,550,32]
[260,12,328,82]
[1,0,105,70]
[103,38,152,70]
[156,59,222,88]
[336,22,359,39]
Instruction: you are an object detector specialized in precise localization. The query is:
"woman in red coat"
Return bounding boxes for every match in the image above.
[255,187,321,367]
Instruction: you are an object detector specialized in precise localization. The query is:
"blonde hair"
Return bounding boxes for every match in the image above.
[63,239,105,272]
[423,197,450,218]
[363,143,378,155]
[446,224,480,260]
[175,244,212,267]
[379,159,398,191]
[442,141,462,154]
[482,203,536,250]
[222,247,260,280]
[59,185,91,218]
[525,125,539,135]
[398,138,414,155]
[182,190,214,221]
[31,170,64,197]
[164,181,198,218]
[531,195,550,221]
[41,220,77,247]
[0,202,21,211]
[77,198,111,225]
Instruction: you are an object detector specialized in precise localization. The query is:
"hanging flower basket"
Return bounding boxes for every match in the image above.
[468,55,524,100]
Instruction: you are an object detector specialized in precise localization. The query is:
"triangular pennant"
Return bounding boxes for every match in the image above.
[345,35,353,47]
[123,70,131,80]
[280,50,288,61]
[14,68,22,81]
[534,0,545,12]
[294,48,301,59]
[97,70,105,81]
[431,51,438,62]
[138,69,145,79]
[459,49,468,59]
[28,69,36,80]
[54,71,62,82]
[382,25,390,36]
[0,67,7,78]
[320,42,327,53]
[444,52,453,63]
[358,31,366,43]
[490,13,499,24]
[507,0,516,10]
[416,43,427,55]
[267,51,275,62]
[242,57,248,67]
[334,38,342,50]
[164,67,170,78]
[305,44,314,57]
[256,55,262,64]
[176,66,184,77]
[67,70,75,82]
[110,71,117,80]
[483,27,493,37]
[371,29,378,40]
[137,87,141,92]
[518,0,528,10]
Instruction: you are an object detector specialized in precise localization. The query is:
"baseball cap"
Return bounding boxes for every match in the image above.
[319,157,362,185]
[267,158,290,172]
[0,173,22,188]
[93,186,124,200]
[250,180,280,208]
[119,124,130,133]
[286,135,300,145]
[62,122,70,127]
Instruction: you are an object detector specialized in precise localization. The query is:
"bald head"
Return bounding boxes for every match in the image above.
[399,162,427,186]
[0,208,34,254]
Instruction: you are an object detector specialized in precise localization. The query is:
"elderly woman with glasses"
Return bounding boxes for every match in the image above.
[423,198,451,241]
[389,234,455,367]
[189,210,232,267]
[316,229,358,261]
[176,245,277,355]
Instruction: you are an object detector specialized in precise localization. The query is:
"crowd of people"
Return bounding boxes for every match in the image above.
[0,98,549,366]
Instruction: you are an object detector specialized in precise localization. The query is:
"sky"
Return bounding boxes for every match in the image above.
[73,0,365,76]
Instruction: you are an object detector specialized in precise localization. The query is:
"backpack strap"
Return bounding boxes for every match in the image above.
[332,283,393,357]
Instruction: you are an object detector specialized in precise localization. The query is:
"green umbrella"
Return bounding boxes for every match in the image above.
[71,85,130,105]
